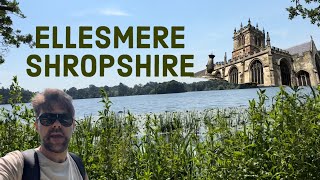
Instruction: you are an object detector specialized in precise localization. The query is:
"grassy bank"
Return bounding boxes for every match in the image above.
[1,80,320,179]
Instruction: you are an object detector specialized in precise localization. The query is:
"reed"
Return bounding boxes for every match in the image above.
[1,78,320,179]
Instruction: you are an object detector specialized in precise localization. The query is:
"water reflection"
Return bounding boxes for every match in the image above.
[0,86,314,118]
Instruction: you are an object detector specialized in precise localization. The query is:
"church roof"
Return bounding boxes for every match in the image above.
[285,41,311,56]
[194,69,206,77]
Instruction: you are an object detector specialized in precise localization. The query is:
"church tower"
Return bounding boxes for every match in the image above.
[232,19,266,59]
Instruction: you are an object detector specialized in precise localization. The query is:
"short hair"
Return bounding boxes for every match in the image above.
[31,88,75,118]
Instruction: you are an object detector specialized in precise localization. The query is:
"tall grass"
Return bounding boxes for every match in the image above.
[1,78,320,179]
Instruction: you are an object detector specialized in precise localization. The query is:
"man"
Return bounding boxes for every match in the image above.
[0,88,88,180]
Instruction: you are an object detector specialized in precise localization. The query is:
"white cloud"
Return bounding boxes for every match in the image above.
[99,8,130,17]
[71,8,130,17]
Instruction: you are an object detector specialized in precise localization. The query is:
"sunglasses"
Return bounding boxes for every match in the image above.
[38,113,73,127]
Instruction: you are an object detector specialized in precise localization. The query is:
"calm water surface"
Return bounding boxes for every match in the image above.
[0,87,312,117]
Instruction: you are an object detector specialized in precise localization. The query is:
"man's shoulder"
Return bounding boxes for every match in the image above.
[68,152,86,179]
[1,150,24,164]
[0,150,24,180]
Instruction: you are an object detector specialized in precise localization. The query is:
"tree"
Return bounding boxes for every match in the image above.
[88,84,100,98]
[165,80,186,93]
[66,87,78,98]
[0,0,33,64]
[287,0,320,27]
[118,83,130,96]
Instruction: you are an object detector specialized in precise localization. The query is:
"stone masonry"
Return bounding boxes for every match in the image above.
[196,19,320,87]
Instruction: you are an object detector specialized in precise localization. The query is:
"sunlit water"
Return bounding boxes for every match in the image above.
[0,87,313,118]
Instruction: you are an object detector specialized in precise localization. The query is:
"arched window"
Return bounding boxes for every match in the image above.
[250,60,264,84]
[296,70,311,86]
[215,71,221,78]
[315,54,320,81]
[242,35,245,46]
[229,67,238,84]
[280,59,291,86]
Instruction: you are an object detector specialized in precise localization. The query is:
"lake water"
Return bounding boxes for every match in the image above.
[0,87,313,117]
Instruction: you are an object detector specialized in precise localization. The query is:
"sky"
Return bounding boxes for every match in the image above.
[0,0,319,92]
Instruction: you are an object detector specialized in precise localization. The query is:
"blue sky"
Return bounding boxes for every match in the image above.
[1,0,319,92]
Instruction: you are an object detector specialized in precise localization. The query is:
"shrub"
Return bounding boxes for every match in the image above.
[1,78,320,179]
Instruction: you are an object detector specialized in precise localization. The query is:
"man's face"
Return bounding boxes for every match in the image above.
[35,105,75,153]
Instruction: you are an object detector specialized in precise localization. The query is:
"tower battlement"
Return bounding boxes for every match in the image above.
[232,19,267,60]
[271,46,290,55]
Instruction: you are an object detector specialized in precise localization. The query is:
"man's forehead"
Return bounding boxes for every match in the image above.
[39,104,67,114]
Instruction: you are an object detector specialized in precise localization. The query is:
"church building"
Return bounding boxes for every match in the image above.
[197,19,320,86]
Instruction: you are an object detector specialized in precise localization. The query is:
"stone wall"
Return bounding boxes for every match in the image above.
[293,51,318,86]
[204,22,319,87]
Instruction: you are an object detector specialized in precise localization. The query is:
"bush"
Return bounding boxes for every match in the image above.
[1,78,320,179]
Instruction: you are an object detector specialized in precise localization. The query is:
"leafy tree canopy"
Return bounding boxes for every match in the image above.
[0,0,33,64]
[287,0,320,27]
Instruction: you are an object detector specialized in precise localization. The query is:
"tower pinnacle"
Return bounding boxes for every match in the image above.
[266,32,271,47]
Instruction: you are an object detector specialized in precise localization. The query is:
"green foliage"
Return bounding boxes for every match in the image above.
[0,76,38,156]
[0,0,34,64]
[2,78,320,179]
[0,84,34,104]
[287,0,320,27]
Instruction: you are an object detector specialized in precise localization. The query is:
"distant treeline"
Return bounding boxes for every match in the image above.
[65,80,238,99]
[0,88,34,104]
[0,80,238,104]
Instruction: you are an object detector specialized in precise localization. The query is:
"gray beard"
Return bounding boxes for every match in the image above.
[42,129,70,153]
